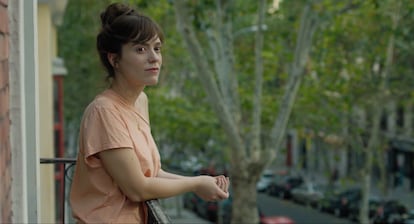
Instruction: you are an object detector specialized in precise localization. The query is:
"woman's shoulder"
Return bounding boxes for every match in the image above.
[137,91,148,104]
[90,91,118,109]
[135,92,149,121]
[83,90,121,116]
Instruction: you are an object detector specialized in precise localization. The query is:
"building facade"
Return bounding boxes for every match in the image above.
[0,0,12,222]
[0,0,67,222]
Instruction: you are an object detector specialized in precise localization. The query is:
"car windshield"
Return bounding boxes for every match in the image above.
[262,174,274,178]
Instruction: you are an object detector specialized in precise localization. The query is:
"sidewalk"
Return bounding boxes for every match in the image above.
[162,196,212,224]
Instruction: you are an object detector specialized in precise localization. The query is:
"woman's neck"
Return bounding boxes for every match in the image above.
[109,80,144,106]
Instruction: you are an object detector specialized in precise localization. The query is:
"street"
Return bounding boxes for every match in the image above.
[258,193,355,224]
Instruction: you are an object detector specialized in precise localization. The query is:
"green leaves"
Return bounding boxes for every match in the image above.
[59,0,414,167]
[59,0,112,125]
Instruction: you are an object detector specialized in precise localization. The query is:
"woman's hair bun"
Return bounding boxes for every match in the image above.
[100,3,137,27]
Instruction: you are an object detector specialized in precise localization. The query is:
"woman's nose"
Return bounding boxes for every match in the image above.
[148,50,161,63]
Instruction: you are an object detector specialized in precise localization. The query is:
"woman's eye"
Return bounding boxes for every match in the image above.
[154,47,162,52]
[136,47,145,52]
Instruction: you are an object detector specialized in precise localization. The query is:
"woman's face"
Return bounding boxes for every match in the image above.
[115,36,162,87]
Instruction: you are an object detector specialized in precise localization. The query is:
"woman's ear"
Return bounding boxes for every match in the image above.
[107,53,118,67]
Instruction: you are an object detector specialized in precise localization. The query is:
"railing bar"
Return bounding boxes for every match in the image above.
[40,158,76,164]
[62,163,65,224]
[40,158,77,224]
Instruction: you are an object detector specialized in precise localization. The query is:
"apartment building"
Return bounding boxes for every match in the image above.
[0,0,68,222]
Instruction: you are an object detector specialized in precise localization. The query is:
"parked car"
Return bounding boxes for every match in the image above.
[404,209,414,224]
[218,193,295,224]
[372,199,408,224]
[259,212,295,224]
[267,175,304,199]
[257,170,278,192]
[316,186,362,217]
[291,182,326,207]
[194,195,218,222]
[347,196,382,222]
[183,191,219,222]
[183,192,198,212]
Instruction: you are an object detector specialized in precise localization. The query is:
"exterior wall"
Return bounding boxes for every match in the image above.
[6,0,57,222]
[9,0,26,222]
[10,1,40,222]
[37,3,56,223]
[0,0,12,223]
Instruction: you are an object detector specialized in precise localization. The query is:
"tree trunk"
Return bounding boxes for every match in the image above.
[377,144,389,196]
[359,2,399,221]
[359,103,381,224]
[231,171,259,224]
[359,171,372,224]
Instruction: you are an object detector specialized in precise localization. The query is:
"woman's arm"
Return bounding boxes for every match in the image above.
[157,168,230,193]
[99,148,229,202]
[157,169,190,179]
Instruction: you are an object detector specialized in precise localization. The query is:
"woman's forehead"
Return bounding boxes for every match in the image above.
[130,36,161,45]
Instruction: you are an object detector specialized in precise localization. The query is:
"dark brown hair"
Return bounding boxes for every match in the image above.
[96,3,164,79]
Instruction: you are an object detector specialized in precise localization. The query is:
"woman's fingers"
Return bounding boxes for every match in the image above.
[214,175,230,197]
[212,176,229,200]
[195,175,231,202]
[195,175,228,201]
[215,176,226,192]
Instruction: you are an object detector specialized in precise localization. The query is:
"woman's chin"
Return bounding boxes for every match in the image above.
[146,78,159,86]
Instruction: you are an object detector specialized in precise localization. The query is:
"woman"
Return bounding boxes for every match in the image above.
[69,3,229,223]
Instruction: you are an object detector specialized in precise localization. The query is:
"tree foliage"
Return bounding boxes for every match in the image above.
[59,0,414,223]
[59,0,224,163]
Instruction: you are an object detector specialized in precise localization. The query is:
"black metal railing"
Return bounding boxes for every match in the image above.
[40,157,76,224]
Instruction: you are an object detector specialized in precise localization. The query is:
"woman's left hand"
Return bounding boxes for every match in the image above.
[215,175,230,193]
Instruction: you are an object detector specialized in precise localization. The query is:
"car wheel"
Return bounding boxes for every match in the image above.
[334,208,341,217]
[388,214,401,223]
[368,217,374,224]
[266,187,272,195]
[316,203,323,212]
[278,191,285,199]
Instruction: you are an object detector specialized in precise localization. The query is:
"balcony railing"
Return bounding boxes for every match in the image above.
[40,157,76,224]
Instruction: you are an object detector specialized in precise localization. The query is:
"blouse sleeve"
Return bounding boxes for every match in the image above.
[82,106,134,167]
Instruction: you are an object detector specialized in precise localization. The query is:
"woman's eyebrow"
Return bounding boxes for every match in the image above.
[132,42,162,47]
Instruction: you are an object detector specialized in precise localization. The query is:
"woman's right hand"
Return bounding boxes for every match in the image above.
[193,175,229,202]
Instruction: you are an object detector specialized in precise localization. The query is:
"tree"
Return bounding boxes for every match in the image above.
[173,1,323,223]
[293,0,414,222]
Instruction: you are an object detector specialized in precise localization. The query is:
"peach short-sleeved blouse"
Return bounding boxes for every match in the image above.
[70,89,161,224]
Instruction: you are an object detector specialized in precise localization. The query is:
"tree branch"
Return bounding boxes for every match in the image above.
[173,0,246,161]
[267,3,320,162]
[250,0,266,162]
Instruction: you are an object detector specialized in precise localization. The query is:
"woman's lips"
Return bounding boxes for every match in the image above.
[145,68,159,74]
